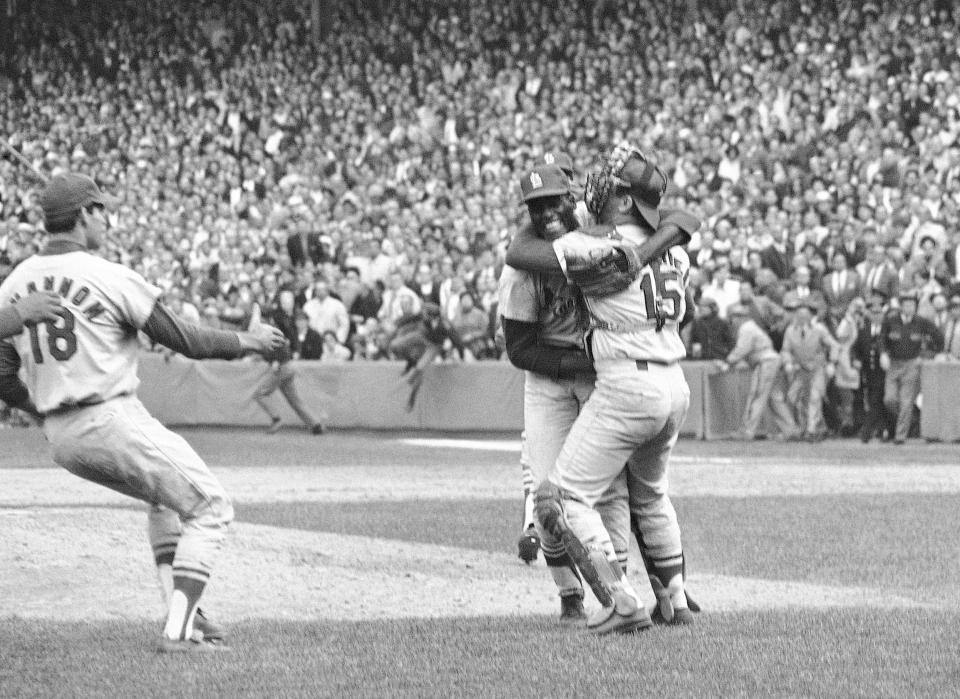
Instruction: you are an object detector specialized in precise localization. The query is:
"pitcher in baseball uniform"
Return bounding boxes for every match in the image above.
[0,173,286,653]
[500,164,630,622]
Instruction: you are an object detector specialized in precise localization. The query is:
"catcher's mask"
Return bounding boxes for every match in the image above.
[584,142,667,229]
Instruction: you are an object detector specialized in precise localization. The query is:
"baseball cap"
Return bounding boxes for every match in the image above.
[618,151,667,230]
[520,164,569,203]
[542,152,574,177]
[40,173,114,227]
[949,295,960,308]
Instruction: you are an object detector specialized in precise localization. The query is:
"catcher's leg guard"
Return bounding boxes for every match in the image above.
[534,480,616,607]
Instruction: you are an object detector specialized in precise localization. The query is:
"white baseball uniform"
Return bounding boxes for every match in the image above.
[549,224,690,602]
[0,245,232,640]
[498,264,630,595]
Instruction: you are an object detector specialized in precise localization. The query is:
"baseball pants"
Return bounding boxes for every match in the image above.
[254,361,325,426]
[884,358,921,442]
[548,360,688,567]
[44,394,233,584]
[524,371,629,597]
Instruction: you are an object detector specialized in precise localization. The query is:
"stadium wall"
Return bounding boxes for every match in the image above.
[135,354,959,440]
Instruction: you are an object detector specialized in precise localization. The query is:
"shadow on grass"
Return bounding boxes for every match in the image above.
[2,611,959,697]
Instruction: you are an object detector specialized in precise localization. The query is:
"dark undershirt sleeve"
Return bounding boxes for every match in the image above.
[503,318,593,380]
[0,342,30,410]
[141,302,243,360]
[0,306,24,340]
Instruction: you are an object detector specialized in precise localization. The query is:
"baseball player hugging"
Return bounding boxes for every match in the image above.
[0,173,286,652]
[499,163,632,623]
[508,143,701,634]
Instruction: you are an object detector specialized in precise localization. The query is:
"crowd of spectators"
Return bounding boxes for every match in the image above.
[2,0,960,435]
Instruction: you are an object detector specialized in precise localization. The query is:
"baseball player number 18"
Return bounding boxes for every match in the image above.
[26,308,78,363]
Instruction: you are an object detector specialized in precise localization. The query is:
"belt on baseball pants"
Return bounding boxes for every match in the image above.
[634,359,676,371]
[44,392,131,417]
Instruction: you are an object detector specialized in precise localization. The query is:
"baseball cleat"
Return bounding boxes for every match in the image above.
[587,588,652,635]
[158,631,231,653]
[559,593,586,623]
[193,608,227,642]
[267,417,282,434]
[651,606,695,626]
[517,526,540,564]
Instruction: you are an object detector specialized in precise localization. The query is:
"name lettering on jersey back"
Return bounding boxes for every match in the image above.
[11,277,108,321]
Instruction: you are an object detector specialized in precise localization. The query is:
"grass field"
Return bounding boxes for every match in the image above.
[2,427,960,697]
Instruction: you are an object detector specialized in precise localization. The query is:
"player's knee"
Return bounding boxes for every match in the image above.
[195,493,233,530]
[533,480,565,537]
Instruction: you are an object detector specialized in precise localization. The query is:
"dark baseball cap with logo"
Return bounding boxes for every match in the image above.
[520,164,569,203]
[40,173,115,229]
[542,152,574,177]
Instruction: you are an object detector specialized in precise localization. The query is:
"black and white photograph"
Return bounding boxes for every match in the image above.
[2,0,960,695]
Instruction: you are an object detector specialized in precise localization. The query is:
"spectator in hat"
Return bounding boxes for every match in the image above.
[686,296,735,360]
[880,290,943,444]
[779,296,840,441]
[717,304,792,441]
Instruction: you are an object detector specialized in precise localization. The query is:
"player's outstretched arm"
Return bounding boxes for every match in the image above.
[0,292,63,340]
[141,302,286,360]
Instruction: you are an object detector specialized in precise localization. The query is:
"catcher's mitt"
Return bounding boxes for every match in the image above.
[565,243,643,297]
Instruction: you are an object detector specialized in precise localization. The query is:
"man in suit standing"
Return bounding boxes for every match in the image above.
[853,293,891,442]
[286,214,326,268]
[821,252,861,328]
[789,266,826,315]
[858,244,899,302]
[760,230,792,280]
[839,223,867,269]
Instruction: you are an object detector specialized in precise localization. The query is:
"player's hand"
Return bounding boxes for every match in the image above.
[240,323,287,356]
[13,291,62,325]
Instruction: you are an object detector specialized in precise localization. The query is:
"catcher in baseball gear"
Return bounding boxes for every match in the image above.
[584,142,700,262]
